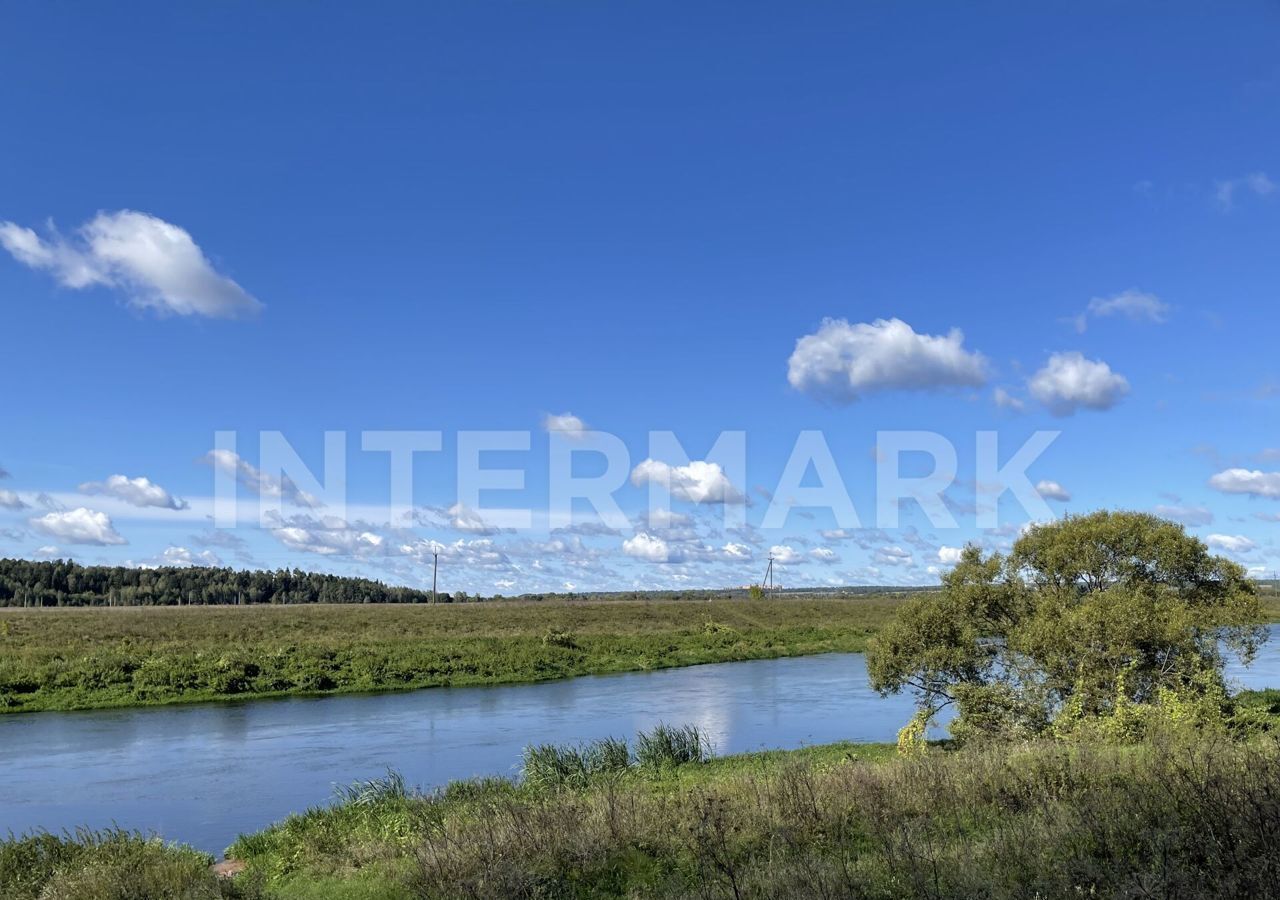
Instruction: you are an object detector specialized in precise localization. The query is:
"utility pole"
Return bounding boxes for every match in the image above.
[762,554,775,597]
[432,552,438,604]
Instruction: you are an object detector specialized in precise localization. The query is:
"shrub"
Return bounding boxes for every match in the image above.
[0,829,259,900]
[541,627,578,649]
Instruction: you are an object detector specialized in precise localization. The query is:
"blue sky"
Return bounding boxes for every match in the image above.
[2,2,1279,592]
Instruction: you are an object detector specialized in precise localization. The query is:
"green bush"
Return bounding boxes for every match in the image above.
[541,627,578,649]
[0,829,260,900]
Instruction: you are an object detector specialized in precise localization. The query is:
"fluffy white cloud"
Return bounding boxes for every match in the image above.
[30,507,126,545]
[1206,533,1257,554]
[201,449,321,508]
[1074,290,1168,332]
[156,546,222,568]
[1208,468,1280,500]
[769,545,802,565]
[637,508,695,533]
[391,536,512,572]
[1028,352,1129,415]
[0,211,262,318]
[0,489,28,510]
[993,387,1025,412]
[1035,479,1072,502]
[722,542,753,559]
[937,545,965,564]
[631,459,745,504]
[809,547,839,564]
[787,318,988,403]
[274,524,384,556]
[1214,172,1276,211]
[79,474,188,510]
[622,532,672,563]
[1154,504,1214,526]
[446,503,507,535]
[875,545,914,567]
[542,412,589,439]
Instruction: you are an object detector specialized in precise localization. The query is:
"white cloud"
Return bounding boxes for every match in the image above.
[156,546,222,568]
[200,449,321,508]
[274,524,384,557]
[769,545,802,565]
[809,547,839,564]
[551,520,621,537]
[722,542,753,559]
[993,387,1025,412]
[637,508,695,532]
[79,474,188,510]
[622,532,673,563]
[787,317,988,404]
[1206,533,1257,554]
[30,507,126,545]
[876,545,914,567]
[543,412,589,439]
[0,489,28,510]
[1214,172,1276,211]
[938,546,965,565]
[1208,468,1280,500]
[1074,289,1169,333]
[391,536,512,572]
[1035,479,1072,502]
[1154,504,1214,526]
[1028,352,1129,415]
[631,459,745,504]
[0,211,262,318]
[446,502,508,535]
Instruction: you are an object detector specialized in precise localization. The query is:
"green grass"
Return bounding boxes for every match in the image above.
[0,596,904,713]
[8,726,1280,898]
[0,828,263,900]
[227,730,896,898]
[220,729,1280,899]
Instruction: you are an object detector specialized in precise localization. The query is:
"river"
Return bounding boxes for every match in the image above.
[3,638,1278,855]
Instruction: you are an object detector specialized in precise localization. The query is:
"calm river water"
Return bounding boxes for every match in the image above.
[3,638,1278,854]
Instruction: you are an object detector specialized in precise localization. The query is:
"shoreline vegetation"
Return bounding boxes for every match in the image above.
[0,596,906,714]
[4,587,1277,716]
[5,719,1280,899]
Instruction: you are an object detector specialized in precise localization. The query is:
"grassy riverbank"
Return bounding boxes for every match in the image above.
[6,724,1280,899]
[0,597,904,713]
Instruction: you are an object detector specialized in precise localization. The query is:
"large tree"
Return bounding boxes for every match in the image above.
[868,511,1266,742]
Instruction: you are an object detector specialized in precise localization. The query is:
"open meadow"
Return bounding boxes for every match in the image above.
[0,596,907,713]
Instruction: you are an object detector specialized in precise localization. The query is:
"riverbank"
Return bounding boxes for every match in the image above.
[6,718,1280,900]
[0,597,905,713]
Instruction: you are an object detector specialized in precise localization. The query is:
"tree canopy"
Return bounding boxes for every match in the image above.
[867,511,1266,742]
[0,558,440,606]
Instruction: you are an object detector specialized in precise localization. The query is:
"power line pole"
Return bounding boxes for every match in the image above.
[432,552,438,604]
[762,554,775,597]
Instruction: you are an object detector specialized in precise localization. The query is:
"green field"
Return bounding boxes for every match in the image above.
[0,596,905,713]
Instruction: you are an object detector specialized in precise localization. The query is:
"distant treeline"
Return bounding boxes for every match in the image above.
[0,558,438,607]
[0,557,941,608]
